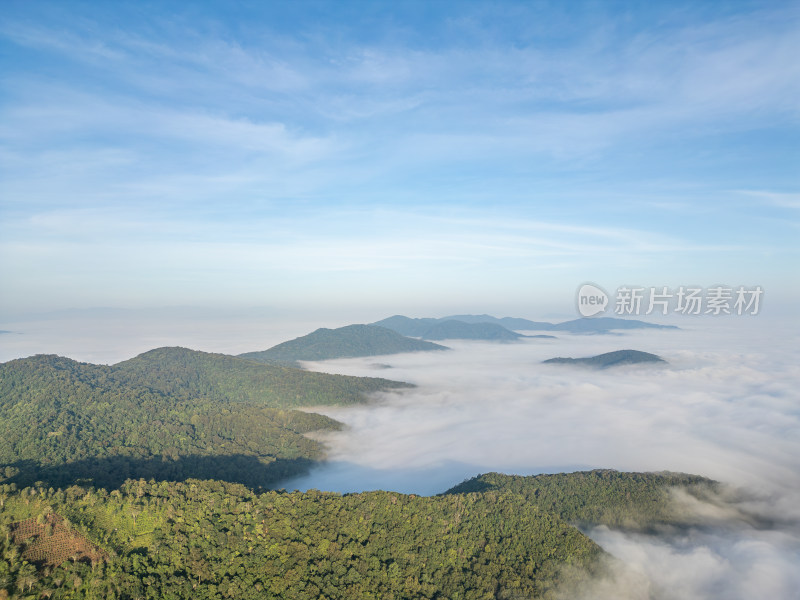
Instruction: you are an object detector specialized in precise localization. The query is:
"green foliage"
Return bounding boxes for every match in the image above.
[0,478,607,599]
[0,471,715,599]
[239,324,447,366]
[0,350,408,489]
[112,346,412,407]
[446,470,716,530]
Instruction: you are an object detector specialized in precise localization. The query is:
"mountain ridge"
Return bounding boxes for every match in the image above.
[374,313,678,335]
[372,315,530,341]
[239,324,448,366]
[0,348,411,489]
[0,469,718,599]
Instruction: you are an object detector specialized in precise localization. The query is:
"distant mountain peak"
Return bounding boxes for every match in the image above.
[372,316,528,341]
[373,314,677,337]
[543,349,667,368]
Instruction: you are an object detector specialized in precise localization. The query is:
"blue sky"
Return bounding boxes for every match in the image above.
[1,0,798,318]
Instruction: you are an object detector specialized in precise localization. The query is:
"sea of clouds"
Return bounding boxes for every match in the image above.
[2,312,798,597]
[284,318,800,599]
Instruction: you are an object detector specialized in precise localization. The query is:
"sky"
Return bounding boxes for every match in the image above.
[1,0,798,319]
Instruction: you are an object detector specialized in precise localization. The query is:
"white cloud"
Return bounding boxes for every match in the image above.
[281,318,800,599]
[738,190,800,210]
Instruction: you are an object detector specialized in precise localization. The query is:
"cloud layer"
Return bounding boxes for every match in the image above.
[285,318,800,598]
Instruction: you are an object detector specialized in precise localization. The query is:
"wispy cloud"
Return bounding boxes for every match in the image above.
[0,1,797,313]
[738,190,800,210]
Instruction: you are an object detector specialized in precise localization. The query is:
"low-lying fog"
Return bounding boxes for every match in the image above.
[2,313,798,597]
[286,319,800,599]
[288,321,798,497]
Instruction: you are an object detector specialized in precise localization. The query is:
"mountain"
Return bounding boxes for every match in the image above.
[417,320,524,341]
[0,349,410,489]
[445,469,716,530]
[543,349,667,368]
[374,314,676,338]
[441,315,678,333]
[239,324,447,366]
[547,317,678,333]
[114,346,412,407]
[441,314,554,330]
[370,315,439,337]
[372,315,525,341]
[0,470,715,599]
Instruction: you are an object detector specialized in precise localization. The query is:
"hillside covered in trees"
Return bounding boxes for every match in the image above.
[446,470,715,531]
[239,324,447,366]
[0,471,716,599]
[0,349,409,490]
[0,341,711,599]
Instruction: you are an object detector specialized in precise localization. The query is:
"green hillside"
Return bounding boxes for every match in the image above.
[113,346,412,407]
[446,470,713,530]
[239,324,447,366]
[542,350,666,369]
[0,350,410,489]
[0,470,715,599]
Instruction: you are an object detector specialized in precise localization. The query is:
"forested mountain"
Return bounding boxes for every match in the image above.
[446,470,711,530]
[372,316,525,341]
[0,471,713,599]
[0,336,695,599]
[239,324,447,366]
[542,350,666,368]
[0,350,409,489]
[112,346,411,407]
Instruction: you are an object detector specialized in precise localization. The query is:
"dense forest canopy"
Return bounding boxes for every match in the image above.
[0,349,409,489]
[0,471,715,599]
